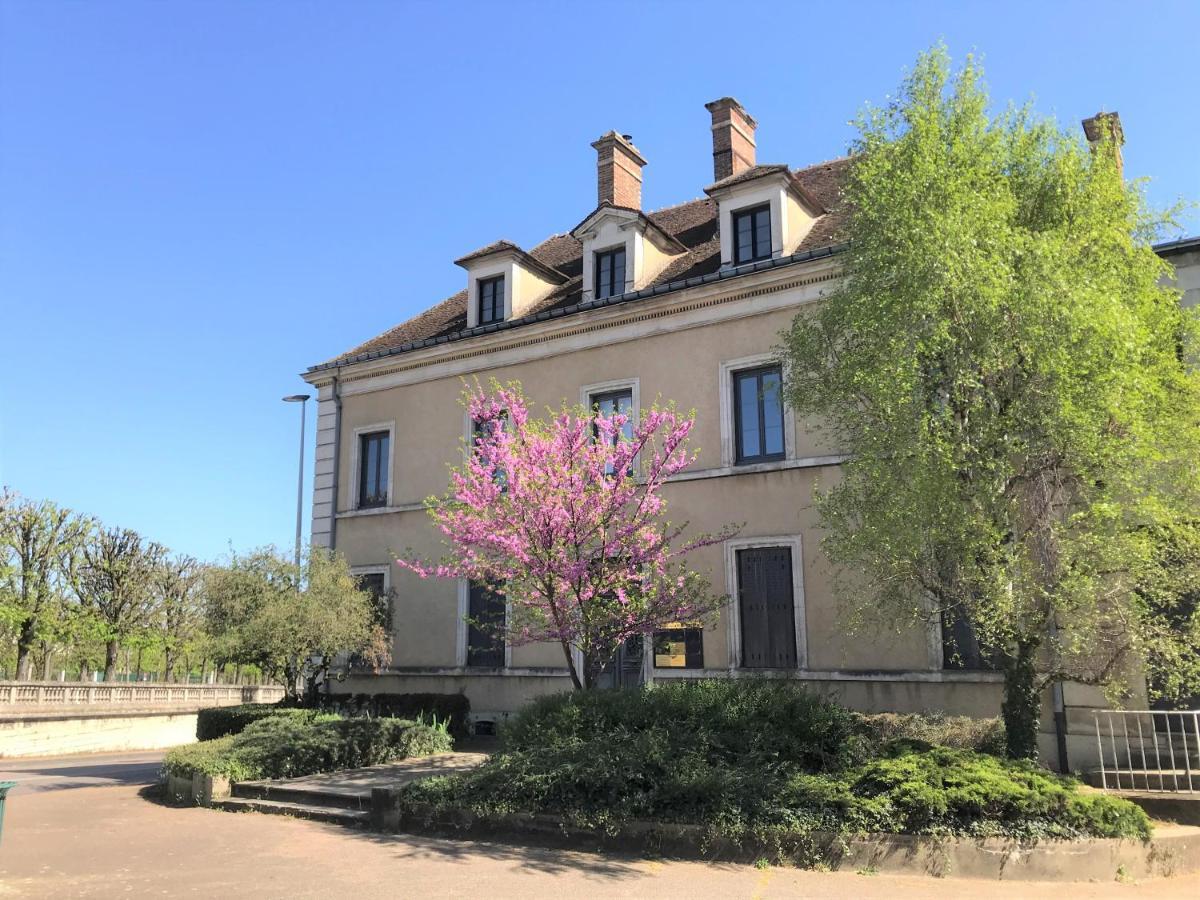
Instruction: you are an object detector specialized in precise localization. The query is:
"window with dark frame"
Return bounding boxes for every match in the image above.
[733,365,785,464]
[941,606,1001,671]
[653,624,704,669]
[477,275,504,325]
[349,572,390,669]
[594,246,627,300]
[466,582,506,668]
[732,204,772,265]
[357,430,389,508]
[589,388,634,476]
[471,414,508,489]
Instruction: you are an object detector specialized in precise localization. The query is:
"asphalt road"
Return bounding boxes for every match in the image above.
[1,753,1199,898]
[0,750,164,796]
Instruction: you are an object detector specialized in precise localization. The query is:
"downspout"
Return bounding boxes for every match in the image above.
[328,371,343,551]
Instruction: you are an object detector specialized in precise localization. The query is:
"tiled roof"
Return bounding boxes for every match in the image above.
[313,156,853,370]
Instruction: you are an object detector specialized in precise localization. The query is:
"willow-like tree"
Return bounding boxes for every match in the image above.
[204,547,389,701]
[782,47,1200,759]
[399,383,736,689]
[0,492,91,679]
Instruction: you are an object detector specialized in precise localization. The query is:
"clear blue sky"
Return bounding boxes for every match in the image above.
[2,1,1197,563]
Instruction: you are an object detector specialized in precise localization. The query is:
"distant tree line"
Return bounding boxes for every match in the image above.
[0,489,389,692]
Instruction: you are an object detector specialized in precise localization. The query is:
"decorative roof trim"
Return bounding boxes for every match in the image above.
[306,241,848,374]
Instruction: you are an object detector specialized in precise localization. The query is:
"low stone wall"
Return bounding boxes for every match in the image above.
[372,797,1200,881]
[0,711,200,757]
[162,771,230,806]
[0,681,285,758]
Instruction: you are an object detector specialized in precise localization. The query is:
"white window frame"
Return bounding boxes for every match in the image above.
[351,421,396,510]
[718,354,795,467]
[724,534,807,671]
[456,578,513,670]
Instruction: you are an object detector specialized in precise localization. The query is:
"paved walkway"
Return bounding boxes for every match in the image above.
[3,751,1200,898]
[238,750,489,800]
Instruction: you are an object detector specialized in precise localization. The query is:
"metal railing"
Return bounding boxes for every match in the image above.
[1094,709,1200,793]
[0,681,284,710]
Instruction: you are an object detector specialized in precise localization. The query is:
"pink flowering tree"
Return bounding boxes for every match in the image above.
[399,382,738,689]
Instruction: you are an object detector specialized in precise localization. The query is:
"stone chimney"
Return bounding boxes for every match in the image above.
[705,97,757,182]
[592,131,646,209]
[1081,111,1124,178]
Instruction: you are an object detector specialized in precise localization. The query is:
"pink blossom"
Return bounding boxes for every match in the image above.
[398,381,739,689]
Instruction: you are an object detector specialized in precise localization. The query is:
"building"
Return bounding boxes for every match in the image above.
[300,99,1198,764]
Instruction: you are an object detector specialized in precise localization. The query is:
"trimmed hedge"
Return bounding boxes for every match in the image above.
[195,703,315,741]
[319,693,471,738]
[398,681,1148,844]
[166,714,453,782]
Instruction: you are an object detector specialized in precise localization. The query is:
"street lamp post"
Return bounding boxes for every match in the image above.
[283,394,311,569]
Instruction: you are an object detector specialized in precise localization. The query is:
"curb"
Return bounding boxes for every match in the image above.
[373,798,1200,881]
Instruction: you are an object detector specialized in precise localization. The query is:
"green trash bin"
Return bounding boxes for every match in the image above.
[0,781,15,845]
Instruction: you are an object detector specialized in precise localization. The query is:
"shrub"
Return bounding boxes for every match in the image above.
[501,679,860,772]
[855,712,1006,756]
[195,703,319,741]
[166,714,454,782]
[398,681,1148,844]
[318,692,471,738]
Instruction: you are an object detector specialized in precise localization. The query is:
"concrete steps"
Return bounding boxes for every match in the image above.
[214,780,373,825]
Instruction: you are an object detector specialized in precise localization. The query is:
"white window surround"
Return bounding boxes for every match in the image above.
[350,421,396,510]
[579,377,640,420]
[349,564,391,591]
[718,353,796,467]
[724,534,808,671]
[456,578,514,669]
[464,257,512,328]
[709,171,818,270]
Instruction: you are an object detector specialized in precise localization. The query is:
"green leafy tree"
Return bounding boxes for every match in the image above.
[152,555,205,682]
[76,526,165,681]
[782,47,1200,759]
[0,491,91,679]
[204,546,389,702]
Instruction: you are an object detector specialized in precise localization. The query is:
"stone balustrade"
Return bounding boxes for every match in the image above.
[0,681,284,713]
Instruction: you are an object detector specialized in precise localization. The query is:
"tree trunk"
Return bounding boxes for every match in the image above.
[134,646,144,680]
[559,641,583,690]
[15,618,37,681]
[164,650,176,683]
[1002,636,1041,760]
[40,644,53,681]
[103,640,119,682]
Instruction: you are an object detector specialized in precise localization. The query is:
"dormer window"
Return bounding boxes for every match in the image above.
[478,275,504,325]
[594,247,626,300]
[733,204,772,265]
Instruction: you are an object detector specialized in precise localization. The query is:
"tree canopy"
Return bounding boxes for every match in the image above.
[400,382,736,689]
[782,47,1200,758]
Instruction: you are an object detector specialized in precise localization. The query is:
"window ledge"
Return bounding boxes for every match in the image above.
[337,502,426,519]
[652,668,1005,684]
[666,454,847,484]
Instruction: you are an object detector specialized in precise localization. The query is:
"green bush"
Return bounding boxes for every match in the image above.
[501,679,860,772]
[855,712,1006,756]
[165,714,454,782]
[195,703,319,741]
[398,681,1148,843]
[779,744,1150,840]
[320,693,471,738]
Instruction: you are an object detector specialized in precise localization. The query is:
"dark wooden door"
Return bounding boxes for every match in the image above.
[737,547,797,668]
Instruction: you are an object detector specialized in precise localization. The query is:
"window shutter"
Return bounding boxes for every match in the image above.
[738,547,797,668]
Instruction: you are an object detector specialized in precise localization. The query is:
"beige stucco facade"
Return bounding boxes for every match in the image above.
[299,96,1197,772]
[301,251,1021,737]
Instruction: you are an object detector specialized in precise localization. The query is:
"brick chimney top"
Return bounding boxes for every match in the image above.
[1081,111,1124,177]
[705,97,757,181]
[591,131,646,209]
